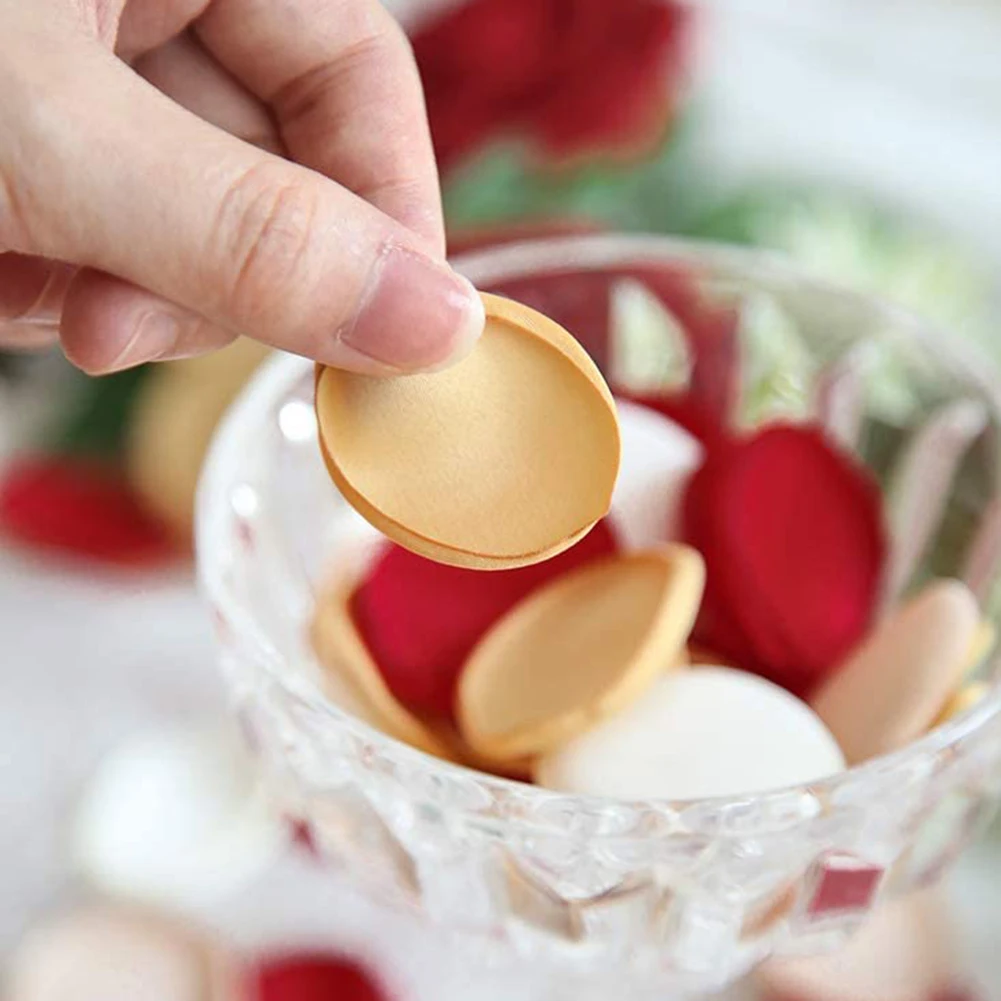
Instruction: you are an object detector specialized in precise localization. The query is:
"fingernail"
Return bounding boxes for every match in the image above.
[340,244,484,371]
[110,310,180,370]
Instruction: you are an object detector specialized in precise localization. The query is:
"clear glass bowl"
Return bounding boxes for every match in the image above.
[196,235,1001,995]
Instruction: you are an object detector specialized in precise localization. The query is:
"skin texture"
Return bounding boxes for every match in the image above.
[0,0,484,374]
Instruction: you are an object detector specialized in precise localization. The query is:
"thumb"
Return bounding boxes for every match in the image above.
[4,48,483,373]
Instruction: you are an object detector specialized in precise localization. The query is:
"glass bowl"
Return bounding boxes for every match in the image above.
[196,235,1001,995]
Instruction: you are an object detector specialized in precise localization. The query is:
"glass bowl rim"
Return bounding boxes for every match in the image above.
[196,231,1001,819]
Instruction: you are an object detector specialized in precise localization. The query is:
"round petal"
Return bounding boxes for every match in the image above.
[684,424,885,695]
[352,519,619,718]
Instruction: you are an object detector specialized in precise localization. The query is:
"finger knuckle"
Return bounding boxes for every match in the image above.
[215,163,319,324]
[272,15,403,124]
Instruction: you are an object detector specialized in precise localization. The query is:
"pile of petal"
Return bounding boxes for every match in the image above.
[312,266,992,797]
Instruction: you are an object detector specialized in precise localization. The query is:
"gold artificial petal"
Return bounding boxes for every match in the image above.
[126,338,271,540]
[932,680,990,729]
[962,620,996,677]
[329,471,597,571]
[310,585,455,760]
[928,622,996,732]
[810,579,980,765]
[315,293,620,570]
[434,723,535,782]
[756,889,957,1001]
[6,904,243,1001]
[457,545,705,762]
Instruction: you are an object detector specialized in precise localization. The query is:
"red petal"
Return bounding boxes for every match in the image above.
[0,455,176,566]
[255,955,390,1001]
[681,443,761,668]
[351,519,620,719]
[684,424,885,695]
[623,392,726,450]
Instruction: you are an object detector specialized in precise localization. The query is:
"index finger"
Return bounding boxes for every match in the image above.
[196,0,445,255]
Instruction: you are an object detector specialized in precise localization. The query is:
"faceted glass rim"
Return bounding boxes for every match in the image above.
[196,232,1001,819]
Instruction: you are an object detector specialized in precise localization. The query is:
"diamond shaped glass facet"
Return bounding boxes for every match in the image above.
[309,786,419,899]
[664,897,742,977]
[741,882,799,941]
[574,878,661,953]
[805,853,884,920]
[502,855,583,943]
[418,851,498,928]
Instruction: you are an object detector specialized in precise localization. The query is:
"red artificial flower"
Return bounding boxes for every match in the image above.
[351,519,619,720]
[0,454,176,566]
[412,0,692,174]
[255,955,390,1001]
[683,424,886,696]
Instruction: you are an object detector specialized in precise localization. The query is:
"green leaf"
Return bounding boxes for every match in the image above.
[442,116,705,233]
[47,365,153,459]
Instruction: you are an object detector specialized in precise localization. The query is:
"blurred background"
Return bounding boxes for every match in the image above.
[3,0,1001,998]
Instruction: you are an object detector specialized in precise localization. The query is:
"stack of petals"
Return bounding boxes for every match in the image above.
[351,518,620,722]
[311,261,989,805]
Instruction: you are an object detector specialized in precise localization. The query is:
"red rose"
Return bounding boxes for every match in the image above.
[351,519,619,719]
[255,955,390,1001]
[412,0,692,173]
[0,455,175,566]
[683,424,886,696]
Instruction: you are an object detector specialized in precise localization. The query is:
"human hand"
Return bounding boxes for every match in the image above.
[0,0,484,374]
